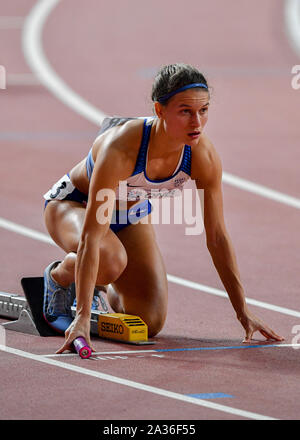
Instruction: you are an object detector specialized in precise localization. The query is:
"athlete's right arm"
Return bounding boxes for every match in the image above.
[56,124,141,353]
[75,146,128,316]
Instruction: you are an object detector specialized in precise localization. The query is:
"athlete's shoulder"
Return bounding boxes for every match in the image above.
[93,118,145,162]
[190,133,222,186]
[191,132,218,160]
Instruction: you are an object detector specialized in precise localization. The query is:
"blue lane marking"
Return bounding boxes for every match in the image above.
[155,343,284,353]
[187,393,234,400]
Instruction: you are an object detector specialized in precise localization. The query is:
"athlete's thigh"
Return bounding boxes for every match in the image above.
[44,200,86,252]
[44,200,126,266]
[112,216,168,332]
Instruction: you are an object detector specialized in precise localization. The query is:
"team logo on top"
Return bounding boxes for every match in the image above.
[174,177,186,187]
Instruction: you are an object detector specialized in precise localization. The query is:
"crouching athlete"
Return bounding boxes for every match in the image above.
[42,63,284,353]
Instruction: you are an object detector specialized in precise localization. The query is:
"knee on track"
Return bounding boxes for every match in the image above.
[146,314,166,337]
[130,303,167,338]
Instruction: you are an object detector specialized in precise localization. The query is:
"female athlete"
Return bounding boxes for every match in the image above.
[42,63,284,353]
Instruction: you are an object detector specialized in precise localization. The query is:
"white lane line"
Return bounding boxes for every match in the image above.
[42,349,157,358]
[0,344,276,420]
[285,0,300,57]
[0,217,55,245]
[1,215,299,319]
[167,274,300,318]
[6,73,40,86]
[21,0,300,209]
[0,16,24,29]
[222,173,300,209]
[21,0,106,125]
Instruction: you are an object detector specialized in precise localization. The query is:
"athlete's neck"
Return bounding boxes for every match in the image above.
[151,118,185,156]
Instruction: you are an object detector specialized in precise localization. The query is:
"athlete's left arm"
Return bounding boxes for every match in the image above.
[192,137,284,342]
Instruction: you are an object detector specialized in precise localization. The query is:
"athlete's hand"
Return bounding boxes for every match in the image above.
[56,314,95,354]
[238,310,284,343]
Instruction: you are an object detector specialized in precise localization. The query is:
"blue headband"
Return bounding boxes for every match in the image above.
[157,83,208,103]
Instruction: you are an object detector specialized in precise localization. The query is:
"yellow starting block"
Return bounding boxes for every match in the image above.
[98,313,154,345]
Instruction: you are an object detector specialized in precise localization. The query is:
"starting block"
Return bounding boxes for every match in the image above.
[98,313,150,344]
[0,277,155,345]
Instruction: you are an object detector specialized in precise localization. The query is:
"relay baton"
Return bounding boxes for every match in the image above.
[73,336,92,359]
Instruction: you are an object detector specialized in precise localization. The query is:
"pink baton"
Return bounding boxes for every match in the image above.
[73,337,92,359]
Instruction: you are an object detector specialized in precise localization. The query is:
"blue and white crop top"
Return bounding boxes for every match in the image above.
[86,117,192,201]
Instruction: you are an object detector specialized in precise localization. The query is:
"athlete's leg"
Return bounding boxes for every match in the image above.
[107,216,168,337]
[44,200,128,286]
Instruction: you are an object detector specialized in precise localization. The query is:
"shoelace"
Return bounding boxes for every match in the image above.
[91,295,99,310]
[47,287,71,316]
[72,291,106,311]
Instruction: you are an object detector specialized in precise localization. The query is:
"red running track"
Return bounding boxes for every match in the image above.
[0,0,300,422]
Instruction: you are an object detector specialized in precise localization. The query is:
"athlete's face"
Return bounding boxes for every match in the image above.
[155,89,210,144]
